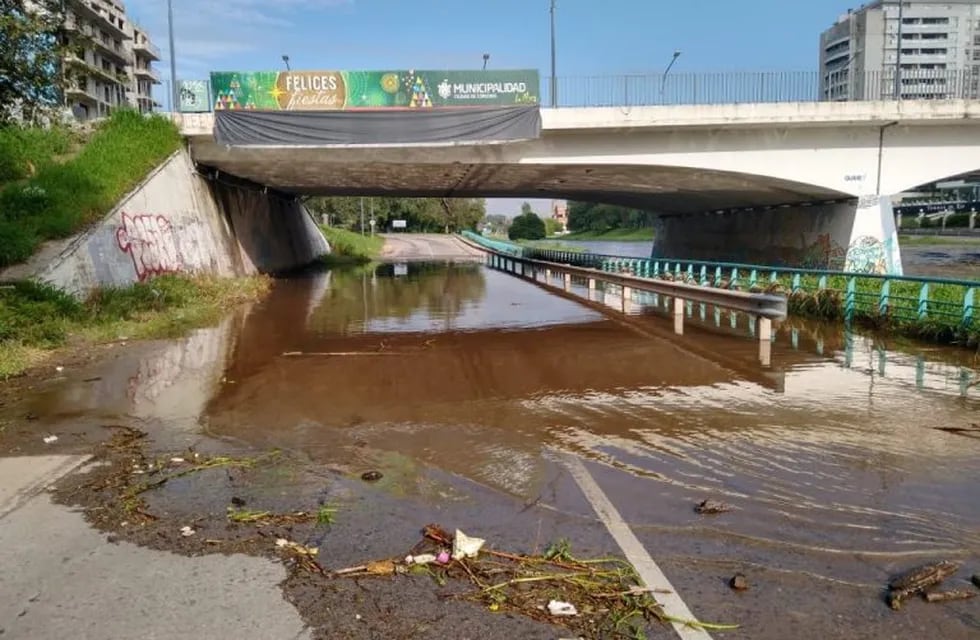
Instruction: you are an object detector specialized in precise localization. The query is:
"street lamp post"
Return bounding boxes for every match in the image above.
[167,0,177,114]
[549,0,557,107]
[660,50,681,103]
[282,55,291,72]
[483,53,490,70]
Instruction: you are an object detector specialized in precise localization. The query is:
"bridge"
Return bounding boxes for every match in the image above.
[177,98,980,276]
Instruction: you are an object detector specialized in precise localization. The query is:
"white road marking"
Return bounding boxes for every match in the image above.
[561,453,714,640]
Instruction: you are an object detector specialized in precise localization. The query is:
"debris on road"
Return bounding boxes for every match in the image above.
[729,573,749,591]
[886,560,959,610]
[42,435,58,444]
[694,499,732,514]
[924,590,977,603]
[180,526,195,537]
[360,470,383,482]
[547,600,578,616]
[329,523,738,639]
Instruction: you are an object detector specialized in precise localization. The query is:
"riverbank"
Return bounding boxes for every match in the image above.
[0,275,269,378]
[318,226,384,265]
[555,228,655,241]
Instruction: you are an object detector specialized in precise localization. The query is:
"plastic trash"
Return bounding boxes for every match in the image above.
[436,551,451,564]
[547,600,578,616]
[452,529,486,560]
[406,553,437,565]
[180,526,195,537]
[42,435,58,444]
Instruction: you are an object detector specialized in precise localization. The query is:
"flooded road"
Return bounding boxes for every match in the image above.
[197,259,980,637]
[7,250,980,638]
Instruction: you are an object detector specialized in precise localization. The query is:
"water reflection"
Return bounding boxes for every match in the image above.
[15,260,978,613]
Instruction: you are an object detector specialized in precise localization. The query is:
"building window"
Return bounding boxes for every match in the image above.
[921,17,949,25]
[921,33,946,40]
[920,48,948,55]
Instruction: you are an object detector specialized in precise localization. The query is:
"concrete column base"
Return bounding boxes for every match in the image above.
[844,195,903,275]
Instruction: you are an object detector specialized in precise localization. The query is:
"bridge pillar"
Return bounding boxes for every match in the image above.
[673,296,684,335]
[971,212,977,230]
[653,196,903,275]
[844,195,903,276]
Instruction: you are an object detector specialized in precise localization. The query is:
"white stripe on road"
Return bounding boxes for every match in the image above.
[561,453,713,640]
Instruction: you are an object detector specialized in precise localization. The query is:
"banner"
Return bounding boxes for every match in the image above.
[209,69,539,111]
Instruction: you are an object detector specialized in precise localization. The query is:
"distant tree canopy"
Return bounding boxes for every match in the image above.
[0,1,70,125]
[508,205,546,240]
[307,197,485,233]
[481,213,510,234]
[566,201,656,233]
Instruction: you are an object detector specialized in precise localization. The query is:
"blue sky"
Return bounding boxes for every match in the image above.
[126,0,862,215]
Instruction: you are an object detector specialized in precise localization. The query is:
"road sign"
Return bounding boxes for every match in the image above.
[392,220,407,229]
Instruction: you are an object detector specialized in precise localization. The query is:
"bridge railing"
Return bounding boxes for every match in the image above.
[542,69,980,107]
[461,232,979,345]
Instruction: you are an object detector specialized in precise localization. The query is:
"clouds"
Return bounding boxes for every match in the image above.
[127,0,353,78]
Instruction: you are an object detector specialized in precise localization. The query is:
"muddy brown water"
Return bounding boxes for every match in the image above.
[11,260,980,638]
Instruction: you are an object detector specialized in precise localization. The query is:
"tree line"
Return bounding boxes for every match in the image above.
[306,196,486,233]
[566,201,656,233]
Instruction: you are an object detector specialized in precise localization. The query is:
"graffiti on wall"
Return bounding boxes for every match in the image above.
[844,236,889,274]
[116,212,184,281]
[798,233,848,270]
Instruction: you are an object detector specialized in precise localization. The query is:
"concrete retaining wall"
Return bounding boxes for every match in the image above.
[8,149,328,295]
[653,202,857,270]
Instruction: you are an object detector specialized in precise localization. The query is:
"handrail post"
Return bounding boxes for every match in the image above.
[845,277,856,323]
[758,316,773,367]
[879,279,891,317]
[673,296,684,334]
[918,283,929,320]
[962,287,974,327]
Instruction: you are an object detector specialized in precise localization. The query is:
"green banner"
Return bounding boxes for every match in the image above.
[209,69,539,111]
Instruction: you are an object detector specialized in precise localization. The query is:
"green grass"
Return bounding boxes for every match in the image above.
[557,228,655,241]
[318,226,385,265]
[0,275,269,378]
[0,126,74,186]
[516,239,588,253]
[898,234,980,247]
[0,111,181,268]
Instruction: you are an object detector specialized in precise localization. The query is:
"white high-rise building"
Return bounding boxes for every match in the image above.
[819,0,980,100]
[63,0,162,121]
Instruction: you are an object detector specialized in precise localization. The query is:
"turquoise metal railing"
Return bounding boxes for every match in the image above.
[460,232,979,337]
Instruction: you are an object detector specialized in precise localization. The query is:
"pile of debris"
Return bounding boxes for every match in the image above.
[331,524,736,639]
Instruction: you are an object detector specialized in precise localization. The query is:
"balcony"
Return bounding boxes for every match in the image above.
[92,37,129,64]
[66,54,124,86]
[66,83,99,104]
[133,65,161,83]
[68,0,130,39]
[132,39,161,61]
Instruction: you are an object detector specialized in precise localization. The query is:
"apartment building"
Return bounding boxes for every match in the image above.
[63,0,161,121]
[819,0,980,100]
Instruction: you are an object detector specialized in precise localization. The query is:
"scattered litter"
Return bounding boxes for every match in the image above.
[179,526,195,537]
[355,614,362,621]
[55,366,64,373]
[887,560,959,610]
[436,551,451,564]
[924,590,976,603]
[547,600,578,616]
[406,553,437,565]
[231,496,247,507]
[170,457,185,463]
[275,538,318,556]
[452,529,486,560]
[360,471,383,482]
[694,499,732,514]
[42,435,58,444]
[729,573,749,591]
[366,560,396,576]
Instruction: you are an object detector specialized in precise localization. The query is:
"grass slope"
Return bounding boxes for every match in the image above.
[318,226,385,265]
[0,111,181,268]
[557,228,655,241]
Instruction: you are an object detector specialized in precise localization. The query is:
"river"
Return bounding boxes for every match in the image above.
[12,257,980,638]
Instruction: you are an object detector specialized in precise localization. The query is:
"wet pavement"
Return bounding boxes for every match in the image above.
[2,247,979,639]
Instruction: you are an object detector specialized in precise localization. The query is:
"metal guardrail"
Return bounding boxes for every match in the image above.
[461,231,787,322]
[499,241,978,338]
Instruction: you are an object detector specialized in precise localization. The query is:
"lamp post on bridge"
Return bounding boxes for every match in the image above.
[282,55,291,72]
[660,50,682,104]
[482,53,490,70]
[549,0,557,107]
[167,0,177,115]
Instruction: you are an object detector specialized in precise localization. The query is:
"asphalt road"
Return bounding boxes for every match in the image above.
[379,233,484,260]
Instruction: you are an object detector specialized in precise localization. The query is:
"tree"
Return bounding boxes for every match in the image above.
[566,200,656,233]
[508,211,546,240]
[544,218,562,236]
[306,196,485,233]
[0,1,68,125]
